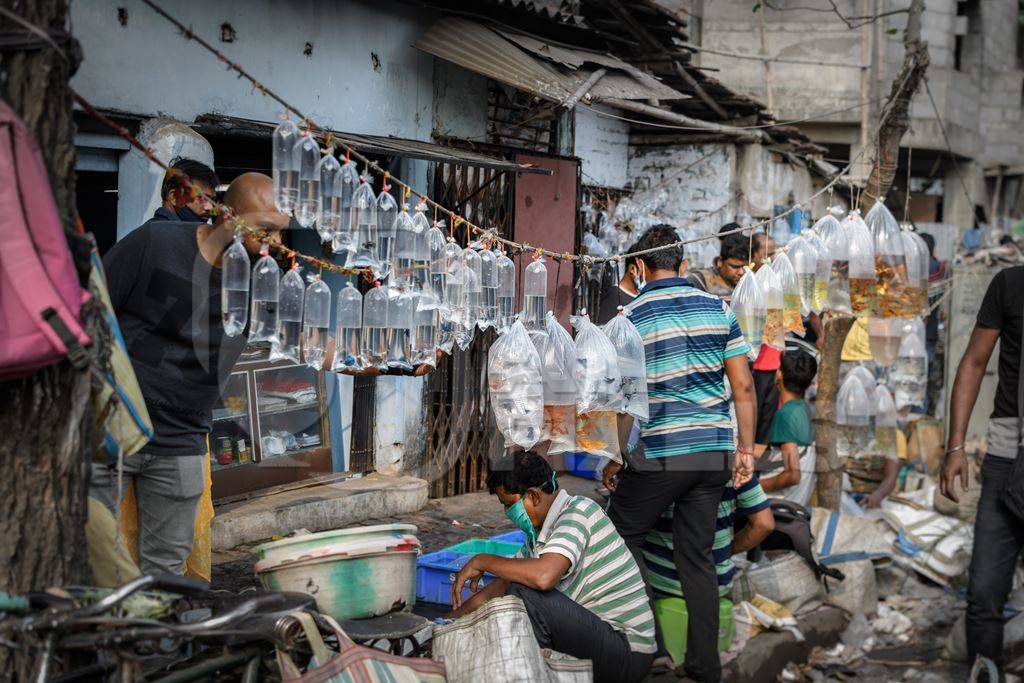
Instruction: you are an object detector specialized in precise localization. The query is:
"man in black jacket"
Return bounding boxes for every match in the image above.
[92,172,285,575]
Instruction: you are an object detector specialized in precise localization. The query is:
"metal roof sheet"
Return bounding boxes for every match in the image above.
[415,17,688,105]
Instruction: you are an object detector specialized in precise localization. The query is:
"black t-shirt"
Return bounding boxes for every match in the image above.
[596,281,637,326]
[976,265,1024,420]
[104,222,247,455]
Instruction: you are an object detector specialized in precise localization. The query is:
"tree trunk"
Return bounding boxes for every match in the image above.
[0,0,90,678]
[814,0,929,509]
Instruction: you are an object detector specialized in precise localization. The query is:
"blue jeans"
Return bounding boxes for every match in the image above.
[966,454,1024,678]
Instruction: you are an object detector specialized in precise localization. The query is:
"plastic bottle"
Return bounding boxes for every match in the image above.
[893,328,927,410]
[249,250,280,344]
[478,248,498,330]
[731,267,766,358]
[303,277,331,370]
[376,189,398,282]
[362,284,389,369]
[865,202,908,318]
[755,260,785,350]
[845,211,876,317]
[523,256,548,332]
[272,118,299,214]
[540,311,578,454]
[293,131,321,228]
[426,225,447,301]
[386,288,415,371]
[772,250,805,334]
[787,235,817,316]
[221,236,250,337]
[496,252,516,331]
[874,385,899,458]
[867,317,902,367]
[393,207,417,289]
[331,282,365,373]
[411,292,439,367]
[270,266,304,363]
[837,373,873,457]
[318,153,342,243]
[331,160,360,255]
[348,179,379,272]
[410,203,431,290]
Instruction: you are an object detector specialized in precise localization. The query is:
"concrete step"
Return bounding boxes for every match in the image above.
[211,474,429,551]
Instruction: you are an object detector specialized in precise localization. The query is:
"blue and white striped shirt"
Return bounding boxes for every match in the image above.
[625,277,749,458]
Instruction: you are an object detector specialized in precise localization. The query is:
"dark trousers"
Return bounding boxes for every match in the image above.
[508,583,654,683]
[606,451,731,682]
[753,368,780,447]
[967,454,1024,678]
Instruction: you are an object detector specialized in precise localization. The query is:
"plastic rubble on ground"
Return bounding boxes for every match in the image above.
[732,267,766,359]
[270,266,304,364]
[845,211,876,317]
[733,595,805,648]
[732,551,823,616]
[841,612,875,651]
[487,319,544,449]
[865,202,910,318]
[878,504,973,585]
[772,251,805,334]
[539,312,577,455]
[602,310,649,421]
[871,603,913,639]
[756,261,785,350]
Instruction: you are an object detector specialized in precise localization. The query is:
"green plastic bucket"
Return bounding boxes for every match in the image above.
[653,597,734,664]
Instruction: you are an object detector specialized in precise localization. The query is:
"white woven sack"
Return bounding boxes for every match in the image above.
[433,596,592,683]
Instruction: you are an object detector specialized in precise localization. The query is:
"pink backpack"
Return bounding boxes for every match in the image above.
[0,99,90,380]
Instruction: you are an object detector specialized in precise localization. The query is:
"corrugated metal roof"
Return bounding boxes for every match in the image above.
[415,17,688,105]
[192,113,551,175]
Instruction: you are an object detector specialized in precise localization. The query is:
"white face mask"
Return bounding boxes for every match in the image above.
[631,265,646,291]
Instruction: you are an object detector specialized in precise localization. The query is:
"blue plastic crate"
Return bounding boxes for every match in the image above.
[564,452,605,480]
[490,530,526,545]
[416,549,494,605]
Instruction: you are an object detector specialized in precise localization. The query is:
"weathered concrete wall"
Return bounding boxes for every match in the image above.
[432,59,488,142]
[575,105,630,189]
[71,0,435,140]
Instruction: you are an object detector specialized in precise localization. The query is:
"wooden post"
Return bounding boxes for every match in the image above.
[815,0,929,509]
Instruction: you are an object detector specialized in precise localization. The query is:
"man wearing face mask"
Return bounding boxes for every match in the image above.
[450,451,655,683]
[150,158,220,224]
[597,239,644,325]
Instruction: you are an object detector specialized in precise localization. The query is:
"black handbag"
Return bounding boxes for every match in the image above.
[1003,318,1024,521]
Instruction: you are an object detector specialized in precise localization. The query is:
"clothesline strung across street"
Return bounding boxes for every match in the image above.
[71,91,372,279]
[135,0,916,268]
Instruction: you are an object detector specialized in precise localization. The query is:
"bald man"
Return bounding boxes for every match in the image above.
[91,173,289,576]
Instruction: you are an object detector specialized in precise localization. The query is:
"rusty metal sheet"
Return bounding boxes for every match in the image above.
[513,154,579,329]
[415,17,688,105]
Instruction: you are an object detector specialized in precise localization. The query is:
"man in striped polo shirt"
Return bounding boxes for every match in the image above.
[450,452,655,683]
[602,225,757,682]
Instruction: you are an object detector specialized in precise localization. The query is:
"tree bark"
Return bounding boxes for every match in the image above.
[814,0,929,509]
[0,1,90,677]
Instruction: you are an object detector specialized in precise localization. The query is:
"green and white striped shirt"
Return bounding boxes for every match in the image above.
[520,490,657,653]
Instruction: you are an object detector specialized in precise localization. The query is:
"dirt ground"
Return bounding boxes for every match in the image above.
[212,475,974,682]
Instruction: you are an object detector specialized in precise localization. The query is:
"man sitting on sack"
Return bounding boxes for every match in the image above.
[450,451,655,683]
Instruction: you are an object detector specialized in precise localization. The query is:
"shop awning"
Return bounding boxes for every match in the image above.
[414,17,689,106]
[192,114,552,175]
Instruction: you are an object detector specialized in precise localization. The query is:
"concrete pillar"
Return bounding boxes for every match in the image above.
[116,119,214,239]
[943,160,983,229]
